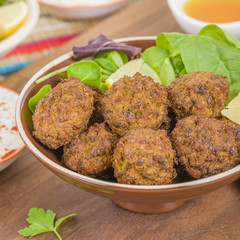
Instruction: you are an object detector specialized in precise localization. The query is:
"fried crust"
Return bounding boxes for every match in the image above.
[168,71,229,119]
[62,123,118,176]
[170,115,240,178]
[113,128,177,185]
[102,73,169,136]
[32,77,94,149]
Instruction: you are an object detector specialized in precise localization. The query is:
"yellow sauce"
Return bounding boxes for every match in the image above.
[184,0,240,23]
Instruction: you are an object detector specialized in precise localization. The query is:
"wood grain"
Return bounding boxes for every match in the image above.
[1,0,240,239]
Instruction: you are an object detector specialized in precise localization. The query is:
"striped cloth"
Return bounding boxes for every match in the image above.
[0,6,103,81]
[0,1,138,82]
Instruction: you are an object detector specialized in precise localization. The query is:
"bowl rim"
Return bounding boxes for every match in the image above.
[0,0,39,56]
[16,35,240,190]
[38,0,129,10]
[0,86,25,164]
[167,0,240,27]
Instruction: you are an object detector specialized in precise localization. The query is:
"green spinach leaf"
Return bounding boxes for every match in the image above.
[156,31,240,99]
[35,66,68,84]
[94,58,118,73]
[199,25,240,49]
[28,84,52,114]
[96,51,128,68]
[67,60,101,88]
[141,46,176,86]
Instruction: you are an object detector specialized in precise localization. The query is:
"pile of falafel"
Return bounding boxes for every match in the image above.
[32,71,240,185]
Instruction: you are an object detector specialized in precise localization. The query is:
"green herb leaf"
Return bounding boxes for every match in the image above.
[67,60,101,88]
[96,50,128,68]
[35,66,68,84]
[141,46,176,86]
[18,223,51,237]
[109,51,128,67]
[18,208,76,240]
[99,82,108,93]
[94,51,130,88]
[28,84,52,114]
[94,58,118,73]
[199,24,240,49]
[98,65,112,76]
[27,208,56,228]
[55,213,76,229]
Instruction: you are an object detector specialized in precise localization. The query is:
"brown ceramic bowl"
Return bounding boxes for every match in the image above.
[16,36,240,214]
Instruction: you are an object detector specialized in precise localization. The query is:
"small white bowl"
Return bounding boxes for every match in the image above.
[167,0,240,39]
[0,0,39,58]
[38,0,130,20]
[0,86,25,171]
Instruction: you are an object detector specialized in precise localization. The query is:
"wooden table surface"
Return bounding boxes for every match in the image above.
[1,0,240,239]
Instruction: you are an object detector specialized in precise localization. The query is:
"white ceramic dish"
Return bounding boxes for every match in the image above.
[0,0,39,58]
[38,0,130,20]
[0,86,25,171]
[167,0,240,39]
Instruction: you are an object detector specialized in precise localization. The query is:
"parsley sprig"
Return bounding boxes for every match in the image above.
[18,208,76,240]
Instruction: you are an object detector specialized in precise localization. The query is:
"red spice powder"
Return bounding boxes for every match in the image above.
[1,149,16,160]
[11,126,18,131]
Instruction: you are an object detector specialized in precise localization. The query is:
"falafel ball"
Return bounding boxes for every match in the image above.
[88,87,104,126]
[62,123,118,176]
[32,77,95,149]
[102,73,169,136]
[168,71,229,119]
[113,128,177,185]
[170,115,240,178]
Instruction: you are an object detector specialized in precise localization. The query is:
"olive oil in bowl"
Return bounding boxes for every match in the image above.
[184,0,240,23]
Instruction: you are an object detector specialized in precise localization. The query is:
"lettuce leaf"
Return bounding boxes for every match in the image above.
[141,46,175,86]
[199,25,240,49]
[155,29,240,100]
